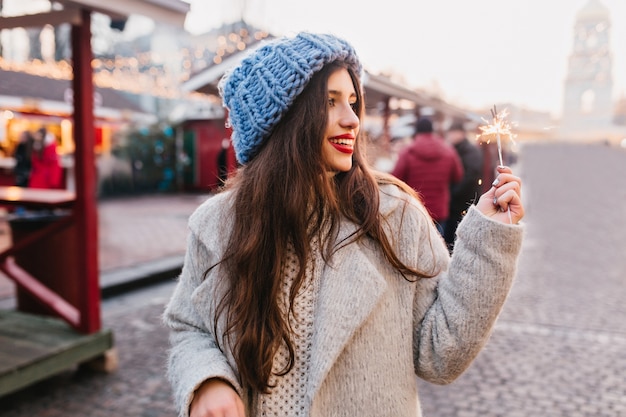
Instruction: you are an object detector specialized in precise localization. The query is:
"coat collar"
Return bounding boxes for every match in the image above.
[305,185,406,399]
[305,218,388,402]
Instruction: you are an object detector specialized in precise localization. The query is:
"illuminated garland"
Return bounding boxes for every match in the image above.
[0,28,270,100]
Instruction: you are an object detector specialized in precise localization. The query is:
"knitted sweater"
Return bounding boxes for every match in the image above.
[260,240,324,415]
[163,183,524,417]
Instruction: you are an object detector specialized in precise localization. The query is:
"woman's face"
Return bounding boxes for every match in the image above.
[322,67,360,173]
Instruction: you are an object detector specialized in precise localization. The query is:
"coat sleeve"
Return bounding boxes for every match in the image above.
[450,148,464,184]
[163,230,242,417]
[403,203,523,384]
[391,151,408,182]
[451,145,483,202]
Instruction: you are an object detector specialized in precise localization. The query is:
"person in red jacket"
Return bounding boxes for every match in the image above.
[391,117,463,235]
[28,127,63,189]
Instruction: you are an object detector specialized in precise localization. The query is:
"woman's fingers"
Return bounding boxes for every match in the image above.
[495,165,512,175]
[493,187,523,215]
[492,170,521,194]
[476,166,525,224]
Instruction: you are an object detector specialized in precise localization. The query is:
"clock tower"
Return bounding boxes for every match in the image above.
[561,0,613,133]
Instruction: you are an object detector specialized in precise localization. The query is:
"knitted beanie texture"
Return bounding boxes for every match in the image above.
[219,32,362,164]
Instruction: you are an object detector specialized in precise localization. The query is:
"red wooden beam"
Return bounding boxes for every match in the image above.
[0,258,81,328]
[0,215,74,261]
[72,9,101,334]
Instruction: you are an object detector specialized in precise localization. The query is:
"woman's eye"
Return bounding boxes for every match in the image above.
[350,102,358,111]
[328,98,336,107]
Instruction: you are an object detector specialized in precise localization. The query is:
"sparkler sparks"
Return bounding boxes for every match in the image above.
[478,105,516,224]
[477,105,516,167]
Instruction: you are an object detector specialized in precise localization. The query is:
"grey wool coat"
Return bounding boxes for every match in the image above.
[163,183,524,417]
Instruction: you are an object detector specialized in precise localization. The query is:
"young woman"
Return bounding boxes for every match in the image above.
[164,32,524,417]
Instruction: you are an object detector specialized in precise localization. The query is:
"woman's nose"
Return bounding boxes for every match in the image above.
[339,106,359,129]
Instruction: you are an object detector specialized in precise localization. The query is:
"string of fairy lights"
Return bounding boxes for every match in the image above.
[0,27,270,100]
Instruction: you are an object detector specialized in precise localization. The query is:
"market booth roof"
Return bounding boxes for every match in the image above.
[0,0,190,29]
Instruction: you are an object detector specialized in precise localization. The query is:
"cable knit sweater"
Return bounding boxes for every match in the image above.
[261,240,324,415]
[163,183,524,417]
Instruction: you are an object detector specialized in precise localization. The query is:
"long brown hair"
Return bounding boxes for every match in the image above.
[213,62,435,393]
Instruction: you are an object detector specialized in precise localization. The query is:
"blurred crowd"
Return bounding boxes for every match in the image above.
[12,126,63,190]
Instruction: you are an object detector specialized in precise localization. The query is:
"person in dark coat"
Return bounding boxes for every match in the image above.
[391,117,464,235]
[443,122,484,251]
[13,130,34,187]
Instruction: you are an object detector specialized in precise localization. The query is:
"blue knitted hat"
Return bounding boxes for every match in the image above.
[219,32,363,164]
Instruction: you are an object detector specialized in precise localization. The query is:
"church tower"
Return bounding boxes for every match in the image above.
[561,0,613,134]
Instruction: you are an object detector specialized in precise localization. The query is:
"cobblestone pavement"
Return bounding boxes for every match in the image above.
[1,142,625,416]
[97,193,208,272]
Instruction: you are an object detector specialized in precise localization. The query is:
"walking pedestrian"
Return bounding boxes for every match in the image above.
[444,121,484,251]
[391,117,464,235]
[163,32,525,417]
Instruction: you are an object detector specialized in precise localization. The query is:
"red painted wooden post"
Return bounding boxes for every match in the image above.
[71,9,101,334]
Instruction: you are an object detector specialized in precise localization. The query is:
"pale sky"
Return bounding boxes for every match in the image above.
[184,0,626,118]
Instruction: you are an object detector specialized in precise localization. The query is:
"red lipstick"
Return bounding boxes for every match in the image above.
[328,134,355,154]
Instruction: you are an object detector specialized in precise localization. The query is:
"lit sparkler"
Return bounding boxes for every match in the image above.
[478,105,516,223]
[477,105,515,167]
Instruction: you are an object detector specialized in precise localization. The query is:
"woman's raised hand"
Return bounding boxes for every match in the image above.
[475,166,524,224]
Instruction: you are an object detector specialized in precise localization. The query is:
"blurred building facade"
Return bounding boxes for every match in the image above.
[560,0,626,143]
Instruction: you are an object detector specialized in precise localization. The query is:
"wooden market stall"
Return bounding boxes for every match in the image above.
[0,0,189,396]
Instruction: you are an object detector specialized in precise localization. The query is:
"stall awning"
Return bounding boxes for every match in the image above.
[0,0,190,29]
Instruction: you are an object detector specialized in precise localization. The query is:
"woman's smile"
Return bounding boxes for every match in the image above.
[328,133,355,154]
